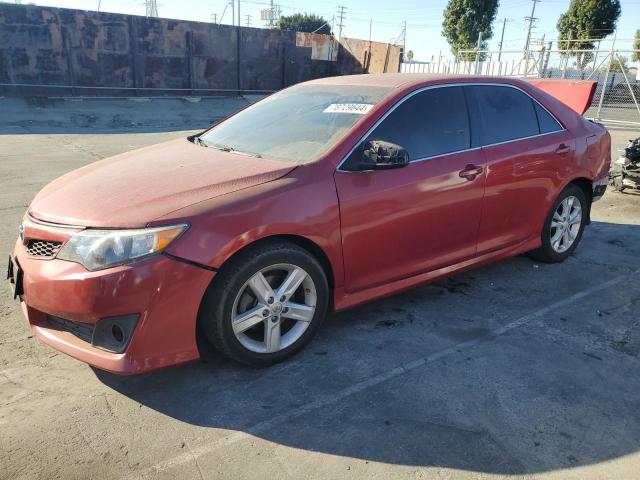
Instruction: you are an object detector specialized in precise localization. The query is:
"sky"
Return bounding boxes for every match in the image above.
[4,0,640,61]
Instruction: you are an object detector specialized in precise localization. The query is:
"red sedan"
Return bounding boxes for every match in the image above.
[8,74,611,373]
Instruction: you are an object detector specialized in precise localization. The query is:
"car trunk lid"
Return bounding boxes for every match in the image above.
[526,79,597,115]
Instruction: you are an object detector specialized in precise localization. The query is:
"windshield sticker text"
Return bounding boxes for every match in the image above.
[323,103,374,114]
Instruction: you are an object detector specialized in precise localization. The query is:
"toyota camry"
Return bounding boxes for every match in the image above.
[7,73,611,373]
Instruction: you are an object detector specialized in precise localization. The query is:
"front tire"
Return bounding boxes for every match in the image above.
[199,241,329,367]
[530,184,587,263]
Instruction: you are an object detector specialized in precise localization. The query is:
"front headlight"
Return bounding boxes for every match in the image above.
[57,224,188,271]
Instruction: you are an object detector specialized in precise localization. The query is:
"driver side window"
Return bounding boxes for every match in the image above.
[344,86,471,170]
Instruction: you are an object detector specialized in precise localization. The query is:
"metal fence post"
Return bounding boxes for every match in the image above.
[474,31,483,75]
[596,32,616,120]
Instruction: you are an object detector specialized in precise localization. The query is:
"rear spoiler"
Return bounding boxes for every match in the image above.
[524,79,597,115]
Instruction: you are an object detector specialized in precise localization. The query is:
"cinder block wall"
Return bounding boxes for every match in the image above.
[0,4,403,94]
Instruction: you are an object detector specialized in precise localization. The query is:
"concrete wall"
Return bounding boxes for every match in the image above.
[0,4,403,95]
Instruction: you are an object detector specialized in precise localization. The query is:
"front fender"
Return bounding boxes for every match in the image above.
[156,167,344,288]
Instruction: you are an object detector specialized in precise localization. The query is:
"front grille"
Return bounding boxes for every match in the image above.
[47,315,94,343]
[26,240,62,258]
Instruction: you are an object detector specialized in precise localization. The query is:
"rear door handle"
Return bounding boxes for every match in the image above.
[459,163,483,181]
[555,143,571,155]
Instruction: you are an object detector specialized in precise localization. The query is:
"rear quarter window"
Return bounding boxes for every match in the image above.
[534,102,563,134]
[467,85,540,145]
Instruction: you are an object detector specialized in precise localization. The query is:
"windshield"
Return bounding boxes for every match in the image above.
[199,84,393,164]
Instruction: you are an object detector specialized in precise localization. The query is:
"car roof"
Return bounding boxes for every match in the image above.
[304,73,526,90]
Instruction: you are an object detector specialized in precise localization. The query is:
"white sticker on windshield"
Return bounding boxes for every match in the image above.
[323,103,374,114]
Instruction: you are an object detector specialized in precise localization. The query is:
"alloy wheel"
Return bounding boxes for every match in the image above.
[231,263,317,354]
[550,195,582,254]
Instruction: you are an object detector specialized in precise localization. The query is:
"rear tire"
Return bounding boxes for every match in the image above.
[198,241,329,367]
[529,184,587,263]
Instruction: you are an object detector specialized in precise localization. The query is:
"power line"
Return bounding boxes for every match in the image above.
[219,2,231,25]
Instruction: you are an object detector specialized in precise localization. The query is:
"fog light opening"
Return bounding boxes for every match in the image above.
[91,314,139,353]
[111,324,124,343]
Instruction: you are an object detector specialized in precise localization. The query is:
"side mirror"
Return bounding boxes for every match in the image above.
[358,140,409,170]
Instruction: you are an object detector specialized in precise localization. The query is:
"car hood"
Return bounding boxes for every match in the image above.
[28,138,297,228]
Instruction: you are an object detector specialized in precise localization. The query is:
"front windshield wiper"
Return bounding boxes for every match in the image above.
[211,143,262,158]
[194,137,262,158]
[211,143,233,152]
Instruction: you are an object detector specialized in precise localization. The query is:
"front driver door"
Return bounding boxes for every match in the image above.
[334,86,486,293]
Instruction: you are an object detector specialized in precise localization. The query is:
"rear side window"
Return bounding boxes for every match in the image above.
[363,86,471,160]
[534,102,563,134]
[467,85,540,145]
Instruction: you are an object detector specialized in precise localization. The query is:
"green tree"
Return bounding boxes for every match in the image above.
[557,0,621,68]
[608,55,629,73]
[633,30,640,62]
[276,13,331,35]
[442,0,499,60]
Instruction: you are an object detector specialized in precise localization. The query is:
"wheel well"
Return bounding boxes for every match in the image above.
[218,234,336,289]
[195,234,336,359]
[569,177,593,224]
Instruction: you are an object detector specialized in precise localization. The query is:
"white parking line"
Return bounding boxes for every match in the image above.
[126,272,634,479]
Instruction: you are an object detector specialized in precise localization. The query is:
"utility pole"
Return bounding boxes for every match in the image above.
[366,17,372,71]
[474,31,483,74]
[497,18,510,62]
[396,20,406,47]
[261,1,281,27]
[523,0,539,77]
[211,13,217,24]
[245,14,251,27]
[237,0,241,30]
[269,0,274,26]
[337,6,347,41]
[231,0,235,26]
[523,0,540,52]
[145,0,158,17]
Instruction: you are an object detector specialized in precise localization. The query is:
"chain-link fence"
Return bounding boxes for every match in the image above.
[401,42,640,128]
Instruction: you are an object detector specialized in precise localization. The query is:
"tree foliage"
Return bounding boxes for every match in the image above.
[557,0,621,58]
[276,13,331,35]
[442,0,499,60]
[633,30,640,63]
[608,55,629,73]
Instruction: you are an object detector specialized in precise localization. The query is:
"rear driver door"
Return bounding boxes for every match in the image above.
[464,84,571,254]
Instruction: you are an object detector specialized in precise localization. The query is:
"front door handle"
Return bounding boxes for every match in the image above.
[459,163,483,181]
[555,143,571,155]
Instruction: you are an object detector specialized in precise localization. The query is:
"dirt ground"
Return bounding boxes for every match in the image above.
[1,124,639,480]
